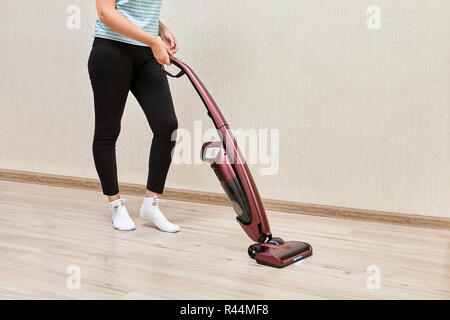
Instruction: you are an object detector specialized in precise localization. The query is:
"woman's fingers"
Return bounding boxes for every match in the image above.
[160,55,170,66]
[150,38,172,66]
[164,42,174,57]
[162,47,171,65]
[162,32,175,50]
[173,38,179,53]
[158,50,171,66]
[162,31,178,54]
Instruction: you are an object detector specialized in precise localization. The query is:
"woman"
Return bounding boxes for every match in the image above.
[88,0,180,232]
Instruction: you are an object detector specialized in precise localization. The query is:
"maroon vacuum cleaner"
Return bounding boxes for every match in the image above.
[162,57,312,268]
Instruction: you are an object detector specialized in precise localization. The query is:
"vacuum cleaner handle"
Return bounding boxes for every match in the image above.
[159,56,228,130]
[160,56,186,78]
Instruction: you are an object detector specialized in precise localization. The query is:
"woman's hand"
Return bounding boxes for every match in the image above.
[159,23,179,54]
[149,38,174,66]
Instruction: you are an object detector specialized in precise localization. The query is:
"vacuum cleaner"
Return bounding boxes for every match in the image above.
[161,57,312,268]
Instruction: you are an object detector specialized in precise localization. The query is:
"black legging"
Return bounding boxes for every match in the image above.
[88,37,178,196]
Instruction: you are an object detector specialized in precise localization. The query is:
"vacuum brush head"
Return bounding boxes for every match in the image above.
[254,241,313,268]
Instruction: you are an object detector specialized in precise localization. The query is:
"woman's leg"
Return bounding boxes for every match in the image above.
[88,39,134,199]
[130,57,178,196]
[88,38,136,231]
[130,54,180,233]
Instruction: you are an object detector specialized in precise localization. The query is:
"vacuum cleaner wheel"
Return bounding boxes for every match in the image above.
[248,243,264,259]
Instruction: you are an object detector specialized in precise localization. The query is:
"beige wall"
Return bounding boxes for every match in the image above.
[0,0,449,218]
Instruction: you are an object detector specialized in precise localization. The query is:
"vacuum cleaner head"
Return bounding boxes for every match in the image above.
[250,240,313,268]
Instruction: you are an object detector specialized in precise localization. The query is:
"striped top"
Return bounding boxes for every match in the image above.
[94,0,162,46]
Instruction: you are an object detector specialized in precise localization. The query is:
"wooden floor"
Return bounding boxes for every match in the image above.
[0,180,448,299]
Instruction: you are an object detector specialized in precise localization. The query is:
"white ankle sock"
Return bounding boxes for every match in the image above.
[140,196,180,233]
[109,199,136,231]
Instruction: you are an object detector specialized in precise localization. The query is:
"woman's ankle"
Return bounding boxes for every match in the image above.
[107,193,121,202]
[144,189,161,198]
